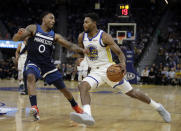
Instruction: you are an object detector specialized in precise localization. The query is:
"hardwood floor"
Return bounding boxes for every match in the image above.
[0,79,180,131]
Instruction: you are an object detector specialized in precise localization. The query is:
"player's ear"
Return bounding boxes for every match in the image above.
[42,17,45,23]
[42,16,46,23]
[93,21,96,25]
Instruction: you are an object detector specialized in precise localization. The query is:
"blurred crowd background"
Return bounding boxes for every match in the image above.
[0,0,180,85]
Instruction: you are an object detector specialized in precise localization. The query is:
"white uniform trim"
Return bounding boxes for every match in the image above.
[26,63,41,72]
[27,63,38,68]
[36,33,54,41]
[42,68,58,78]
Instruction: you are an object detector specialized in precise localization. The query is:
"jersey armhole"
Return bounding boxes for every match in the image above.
[52,32,55,43]
[34,24,39,35]
[82,32,85,41]
[99,31,106,47]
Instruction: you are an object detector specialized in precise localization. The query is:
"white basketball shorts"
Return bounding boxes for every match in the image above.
[83,64,133,94]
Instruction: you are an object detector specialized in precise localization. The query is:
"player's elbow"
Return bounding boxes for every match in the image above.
[70,44,78,52]
[12,34,21,41]
[12,37,18,41]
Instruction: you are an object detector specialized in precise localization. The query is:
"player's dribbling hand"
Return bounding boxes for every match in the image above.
[117,63,126,74]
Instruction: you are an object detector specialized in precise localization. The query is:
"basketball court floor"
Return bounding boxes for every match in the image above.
[0,79,181,131]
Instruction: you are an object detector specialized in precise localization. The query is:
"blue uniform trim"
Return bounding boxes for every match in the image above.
[37,24,55,36]
[87,76,99,87]
[88,30,100,41]
[99,31,106,47]
[113,80,124,88]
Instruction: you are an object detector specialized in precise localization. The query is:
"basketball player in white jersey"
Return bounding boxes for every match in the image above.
[77,57,88,82]
[15,38,28,95]
[70,13,171,125]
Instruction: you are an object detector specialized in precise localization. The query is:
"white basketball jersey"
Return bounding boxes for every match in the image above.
[77,57,88,71]
[83,30,114,68]
[20,42,27,58]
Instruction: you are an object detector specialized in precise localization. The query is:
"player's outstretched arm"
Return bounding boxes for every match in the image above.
[55,33,88,54]
[102,32,126,69]
[12,24,36,41]
[71,33,86,66]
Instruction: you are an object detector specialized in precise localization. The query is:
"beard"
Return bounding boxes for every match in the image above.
[84,28,90,33]
[49,25,54,29]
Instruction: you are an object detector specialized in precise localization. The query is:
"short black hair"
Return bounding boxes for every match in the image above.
[40,11,53,20]
[84,12,98,22]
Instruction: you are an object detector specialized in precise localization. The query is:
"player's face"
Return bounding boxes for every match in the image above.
[44,13,55,29]
[83,17,95,33]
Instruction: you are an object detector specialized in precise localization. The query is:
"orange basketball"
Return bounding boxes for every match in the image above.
[106,64,125,82]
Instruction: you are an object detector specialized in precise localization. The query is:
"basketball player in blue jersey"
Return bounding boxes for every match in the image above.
[70,13,171,125]
[13,12,87,120]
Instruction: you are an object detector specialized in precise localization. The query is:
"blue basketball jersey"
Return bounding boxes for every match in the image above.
[25,24,57,77]
[27,24,55,65]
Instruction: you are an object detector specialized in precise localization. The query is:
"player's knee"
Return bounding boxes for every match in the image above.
[78,81,90,92]
[126,89,137,98]
[27,74,35,83]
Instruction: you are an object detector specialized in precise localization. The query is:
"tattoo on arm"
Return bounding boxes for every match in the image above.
[12,24,35,41]
[55,33,84,54]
